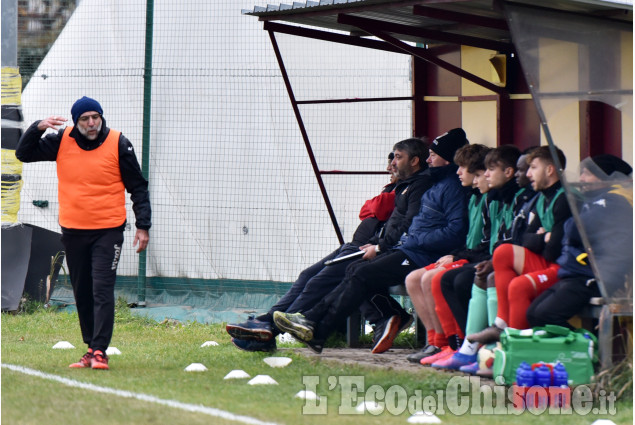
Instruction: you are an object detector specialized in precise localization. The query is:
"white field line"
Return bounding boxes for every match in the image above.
[2,363,281,425]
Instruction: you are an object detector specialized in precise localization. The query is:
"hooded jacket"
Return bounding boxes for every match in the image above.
[397,164,469,267]
[557,185,633,293]
[369,166,434,252]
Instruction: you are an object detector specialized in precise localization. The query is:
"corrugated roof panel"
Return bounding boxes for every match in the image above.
[243,0,630,49]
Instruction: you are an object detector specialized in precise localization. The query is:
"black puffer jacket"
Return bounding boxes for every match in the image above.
[369,166,434,252]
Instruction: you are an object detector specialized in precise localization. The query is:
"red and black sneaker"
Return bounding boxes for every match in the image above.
[371,315,402,354]
[91,350,109,370]
[69,348,93,368]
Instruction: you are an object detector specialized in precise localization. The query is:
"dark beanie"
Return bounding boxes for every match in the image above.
[430,128,469,163]
[71,96,103,124]
[588,154,632,180]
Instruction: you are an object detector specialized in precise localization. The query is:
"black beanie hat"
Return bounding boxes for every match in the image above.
[430,128,469,163]
[71,96,103,124]
[586,154,632,180]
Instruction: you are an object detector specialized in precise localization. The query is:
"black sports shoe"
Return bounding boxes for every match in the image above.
[398,312,414,334]
[226,315,274,341]
[371,315,401,354]
[305,339,323,354]
[272,312,315,342]
[406,344,441,363]
[231,337,277,352]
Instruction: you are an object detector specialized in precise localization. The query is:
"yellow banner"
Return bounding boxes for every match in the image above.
[1,67,22,106]
[1,149,23,223]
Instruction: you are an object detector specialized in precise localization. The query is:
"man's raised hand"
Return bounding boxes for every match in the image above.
[37,116,67,131]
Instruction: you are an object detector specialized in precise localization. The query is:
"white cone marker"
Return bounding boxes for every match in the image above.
[184,363,208,372]
[200,341,219,347]
[52,341,75,349]
[106,347,121,355]
[224,370,250,380]
[295,390,319,401]
[247,375,278,385]
[263,357,292,368]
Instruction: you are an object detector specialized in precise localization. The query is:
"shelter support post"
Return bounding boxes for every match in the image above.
[138,0,154,307]
[267,30,344,245]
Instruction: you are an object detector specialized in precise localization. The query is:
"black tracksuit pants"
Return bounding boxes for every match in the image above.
[267,243,359,318]
[61,227,124,352]
[526,276,601,329]
[264,243,401,334]
[304,250,418,342]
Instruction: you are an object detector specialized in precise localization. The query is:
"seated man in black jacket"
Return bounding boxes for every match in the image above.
[227,139,430,351]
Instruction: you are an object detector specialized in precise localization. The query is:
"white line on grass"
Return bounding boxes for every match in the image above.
[2,363,281,425]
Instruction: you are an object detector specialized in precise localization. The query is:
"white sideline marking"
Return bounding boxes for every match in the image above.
[2,363,281,425]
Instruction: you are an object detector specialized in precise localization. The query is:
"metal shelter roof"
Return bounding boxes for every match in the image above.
[242,0,632,53]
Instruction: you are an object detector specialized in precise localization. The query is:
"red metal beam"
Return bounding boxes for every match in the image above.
[498,94,513,146]
[320,171,389,175]
[337,14,507,96]
[336,13,513,52]
[412,57,427,138]
[297,96,413,105]
[267,30,344,245]
[263,21,405,54]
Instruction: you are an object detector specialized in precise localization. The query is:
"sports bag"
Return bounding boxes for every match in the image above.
[493,324,597,385]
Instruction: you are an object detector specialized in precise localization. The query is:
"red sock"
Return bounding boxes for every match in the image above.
[427,329,436,346]
[434,332,447,347]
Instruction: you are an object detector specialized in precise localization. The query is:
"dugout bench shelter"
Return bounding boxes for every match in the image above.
[243,0,633,369]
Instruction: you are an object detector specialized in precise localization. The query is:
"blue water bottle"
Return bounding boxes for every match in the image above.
[534,363,552,387]
[514,362,534,409]
[516,362,535,386]
[551,362,570,407]
[534,363,552,408]
[552,362,568,387]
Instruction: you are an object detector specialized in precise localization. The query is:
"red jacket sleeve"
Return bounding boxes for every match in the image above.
[359,191,396,221]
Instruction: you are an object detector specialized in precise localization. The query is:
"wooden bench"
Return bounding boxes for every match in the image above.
[575,297,632,369]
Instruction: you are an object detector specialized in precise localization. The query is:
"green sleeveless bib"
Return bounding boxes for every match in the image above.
[535,187,565,232]
[466,193,488,250]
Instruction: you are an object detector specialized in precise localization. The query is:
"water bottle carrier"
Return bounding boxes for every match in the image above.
[512,362,571,410]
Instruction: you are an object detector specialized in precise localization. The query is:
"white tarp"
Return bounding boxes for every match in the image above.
[19,0,411,282]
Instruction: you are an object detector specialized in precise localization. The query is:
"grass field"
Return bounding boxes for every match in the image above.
[2,302,632,425]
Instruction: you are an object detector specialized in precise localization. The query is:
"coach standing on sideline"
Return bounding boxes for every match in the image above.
[16,96,151,370]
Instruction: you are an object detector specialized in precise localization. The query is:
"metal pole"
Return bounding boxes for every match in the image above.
[137,0,154,307]
[1,0,18,67]
[268,30,344,245]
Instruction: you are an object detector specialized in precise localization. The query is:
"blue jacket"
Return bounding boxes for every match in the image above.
[397,164,469,267]
[557,185,633,295]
